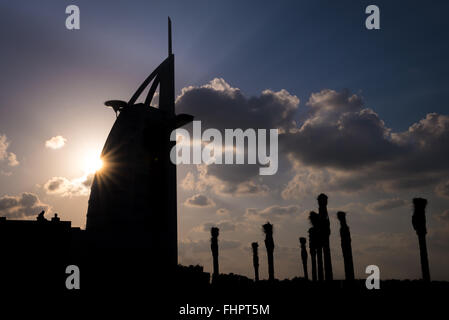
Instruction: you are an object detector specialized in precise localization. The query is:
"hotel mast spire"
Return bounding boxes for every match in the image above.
[168,17,172,56]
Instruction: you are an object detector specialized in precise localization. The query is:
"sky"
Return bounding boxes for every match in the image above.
[1,0,449,281]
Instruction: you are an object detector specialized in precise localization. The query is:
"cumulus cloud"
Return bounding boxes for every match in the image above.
[181,172,196,191]
[192,164,269,197]
[176,78,297,196]
[177,81,449,199]
[0,192,50,219]
[386,113,449,176]
[281,89,400,170]
[43,173,94,197]
[0,134,19,167]
[366,198,407,214]
[280,91,449,197]
[45,135,67,149]
[184,194,215,208]
[7,153,19,166]
[281,159,334,199]
[177,78,299,132]
[245,205,301,221]
[216,180,269,197]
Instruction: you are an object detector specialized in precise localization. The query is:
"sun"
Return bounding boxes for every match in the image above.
[82,151,103,174]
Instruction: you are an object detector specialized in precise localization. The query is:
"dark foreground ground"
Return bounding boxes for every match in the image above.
[1,261,447,318]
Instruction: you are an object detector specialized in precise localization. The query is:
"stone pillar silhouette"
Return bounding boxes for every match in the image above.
[337,211,354,281]
[412,198,430,282]
[252,242,259,282]
[318,193,333,281]
[309,211,324,281]
[263,222,275,281]
[211,227,219,282]
[299,237,308,280]
[308,227,317,281]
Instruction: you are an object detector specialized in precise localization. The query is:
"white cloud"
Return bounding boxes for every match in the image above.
[0,134,19,167]
[7,152,19,166]
[178,81,449,198]
[176,78,296,198]
[282,89,398,170]
[0,135,9,159]
[45,135,67,149]
[245,205,301,221]
[43,173,94,197]
[181,172,196,191]
[281,92,449,197]
[281,159,334,199]
[0,192,50,219]
[193,164,269,197]
[184,194,215,208]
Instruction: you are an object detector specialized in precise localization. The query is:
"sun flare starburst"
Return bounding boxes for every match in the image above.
[82,151,103,174]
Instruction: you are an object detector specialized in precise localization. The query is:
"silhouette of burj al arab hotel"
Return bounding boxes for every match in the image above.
[0,18,195,290]
[86,17,193,269]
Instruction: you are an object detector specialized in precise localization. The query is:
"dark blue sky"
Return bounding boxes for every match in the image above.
[1,0,448,132]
